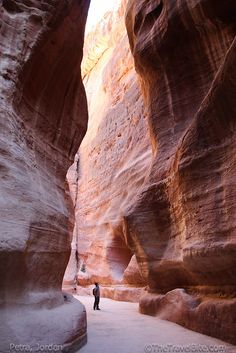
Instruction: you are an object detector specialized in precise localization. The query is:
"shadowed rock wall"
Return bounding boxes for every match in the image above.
[0,0,90,351]
[125,0,236,344]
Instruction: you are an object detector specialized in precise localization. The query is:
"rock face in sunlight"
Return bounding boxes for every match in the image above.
[125,0,236,344]
[0,0,89,351]
[69,0,151,294]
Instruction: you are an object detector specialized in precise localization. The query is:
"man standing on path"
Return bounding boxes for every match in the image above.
[93,282,101,310]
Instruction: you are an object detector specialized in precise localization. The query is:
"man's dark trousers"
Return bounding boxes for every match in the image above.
[93,296,100,310]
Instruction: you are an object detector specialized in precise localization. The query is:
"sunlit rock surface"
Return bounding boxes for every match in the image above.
[125,0,236,344]
[0,0,90,351]
[68,1,151,292]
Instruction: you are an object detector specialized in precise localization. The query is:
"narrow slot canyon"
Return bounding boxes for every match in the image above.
[0,1,236,353]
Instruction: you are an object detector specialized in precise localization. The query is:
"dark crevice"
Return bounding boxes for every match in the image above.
[134,13,143,36]
[134,0,163,36]
[2,0,23,14]
[143,0,163,32]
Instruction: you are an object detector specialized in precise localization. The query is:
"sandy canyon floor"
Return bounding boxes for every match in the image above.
[75,296,236,353]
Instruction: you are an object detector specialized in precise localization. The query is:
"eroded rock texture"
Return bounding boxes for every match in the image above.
[125,0,236,344]
[68,1,151,296]
[0,0,90,351]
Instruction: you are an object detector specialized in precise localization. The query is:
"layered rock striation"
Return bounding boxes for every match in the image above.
[63,0,236,343]
[0,0,90,351]
[125,0,236,344]
[68,1,151,294]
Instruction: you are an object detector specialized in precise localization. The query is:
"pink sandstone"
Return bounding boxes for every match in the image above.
[0,0,90,351]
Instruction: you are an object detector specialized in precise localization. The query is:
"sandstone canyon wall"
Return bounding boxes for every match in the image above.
[67,1,151,297]
[67,0,236,344]
[125,0,236,344]
[0,0,90,351]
